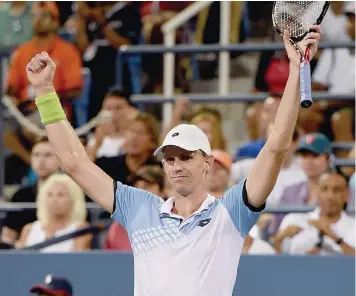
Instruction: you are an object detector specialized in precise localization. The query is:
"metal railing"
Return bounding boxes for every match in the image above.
[117,41,355,125]
[0,202,354,215]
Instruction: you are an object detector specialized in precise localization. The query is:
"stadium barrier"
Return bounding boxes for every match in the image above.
[0,252,354,296]
[0,203,354,214]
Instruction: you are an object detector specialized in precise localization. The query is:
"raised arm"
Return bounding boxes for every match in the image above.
[246,26,323,208]
[26,52,114,213]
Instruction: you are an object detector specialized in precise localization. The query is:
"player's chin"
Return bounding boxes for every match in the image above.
[171,182,193,197]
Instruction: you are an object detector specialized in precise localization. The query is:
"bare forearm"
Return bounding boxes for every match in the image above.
[246,66,300,207]
[45,120,88,172]
[266,65,300,152]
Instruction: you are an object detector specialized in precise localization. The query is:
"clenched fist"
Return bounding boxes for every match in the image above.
[26,52,56,97]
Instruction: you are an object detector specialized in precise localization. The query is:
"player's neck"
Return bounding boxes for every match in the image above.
[173,188,208,219]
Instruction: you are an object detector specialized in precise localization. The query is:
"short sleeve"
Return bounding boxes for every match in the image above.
[112,181,158,229]
[220,178,265,237]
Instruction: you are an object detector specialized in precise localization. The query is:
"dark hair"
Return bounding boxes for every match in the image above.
[105,86,133,106]
[35,136,49,145]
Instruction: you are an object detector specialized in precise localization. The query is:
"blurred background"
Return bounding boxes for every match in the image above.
[0,1,355,295]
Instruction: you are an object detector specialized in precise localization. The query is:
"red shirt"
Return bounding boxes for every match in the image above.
[104,222,132,251]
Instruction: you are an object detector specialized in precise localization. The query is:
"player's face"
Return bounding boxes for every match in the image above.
[124,121,155,155]
[299,152,328,179]
[46,181,73,218]
[318,173,348,217]
[31,142,60,180]
[162,146,213,197]
[207,161,229,195]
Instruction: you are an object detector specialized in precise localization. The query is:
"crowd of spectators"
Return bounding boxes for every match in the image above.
[0,1,355,257]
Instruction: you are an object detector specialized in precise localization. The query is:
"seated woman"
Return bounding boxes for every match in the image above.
[16,174,92,252]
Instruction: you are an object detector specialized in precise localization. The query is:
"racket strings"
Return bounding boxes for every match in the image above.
[273,1,325,39]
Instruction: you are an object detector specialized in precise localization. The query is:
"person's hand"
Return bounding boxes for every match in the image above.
[283,25,323,68]
[77,2,91,19]
[90,7,106,25]
[26,52,56,97]
[173,96,192,118]
[95,123,113,144]
[275,225,303,241]
[308,219,334,238]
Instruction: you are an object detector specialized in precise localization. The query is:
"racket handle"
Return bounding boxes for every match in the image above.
[299,60,313,108]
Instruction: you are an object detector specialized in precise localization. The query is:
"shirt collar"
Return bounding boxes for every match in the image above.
[160,194,216,216]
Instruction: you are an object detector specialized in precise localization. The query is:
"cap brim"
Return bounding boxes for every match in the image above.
[153,144,200,156]
[296,146,320,155]
[30,285,69,296]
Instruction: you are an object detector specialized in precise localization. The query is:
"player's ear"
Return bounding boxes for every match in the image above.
[205,155,214,171]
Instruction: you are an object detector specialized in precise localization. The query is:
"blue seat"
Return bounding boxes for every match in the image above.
[73,67,91,127]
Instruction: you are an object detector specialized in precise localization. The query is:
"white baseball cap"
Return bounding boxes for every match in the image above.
[153,124,211,156]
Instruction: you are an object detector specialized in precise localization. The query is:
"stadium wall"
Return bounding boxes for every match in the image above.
[0,252,354,296]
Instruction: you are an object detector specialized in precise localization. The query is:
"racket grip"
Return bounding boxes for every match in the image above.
[299,60,313,108]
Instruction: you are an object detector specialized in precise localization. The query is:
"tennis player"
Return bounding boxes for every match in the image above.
[26,26,322,296]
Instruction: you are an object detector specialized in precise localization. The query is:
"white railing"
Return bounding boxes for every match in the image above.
[161,1,215,127]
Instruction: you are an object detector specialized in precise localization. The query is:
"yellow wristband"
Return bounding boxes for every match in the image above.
[35,92,67,125]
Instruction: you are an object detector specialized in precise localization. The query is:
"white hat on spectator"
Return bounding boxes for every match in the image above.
[154,124,211,156]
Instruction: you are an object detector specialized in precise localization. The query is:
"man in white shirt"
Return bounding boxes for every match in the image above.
[310,1,355,146]
[274,171,355,256]
[26,26,323,296]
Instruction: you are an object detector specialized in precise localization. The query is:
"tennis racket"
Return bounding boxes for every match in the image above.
[272,1,330,108]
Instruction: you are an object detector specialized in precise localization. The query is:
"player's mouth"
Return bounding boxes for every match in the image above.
[172,176,188,180]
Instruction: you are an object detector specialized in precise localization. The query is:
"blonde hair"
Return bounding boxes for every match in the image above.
[133,112,160,149]
[191,109,226,150]
[36,174,86,225]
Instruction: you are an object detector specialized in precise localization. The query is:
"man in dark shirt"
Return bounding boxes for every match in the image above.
[1,137,60,244]
[75,1,142,119]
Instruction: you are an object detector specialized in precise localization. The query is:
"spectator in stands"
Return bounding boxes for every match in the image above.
[5,2,82,171]
[74,1,142,120]
[307,1,355,145]
[1,137,60,245]
[232,124,305,203]
[166,97,227,151]
[16,174,91,252]
[105,165,165,251]
[190,107,227,150]
[86,87,138,161]
[237,95,280,160]
[321,1,352,43]
[207,150,232,198]
[30,274,73,296]
[267,133,332,236]
[0,1,33,49]
[95,112,160,184]
[6,1,82,117]
[274,171,355,256]
[242,234,276,255]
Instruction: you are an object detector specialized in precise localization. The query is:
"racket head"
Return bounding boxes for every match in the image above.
[272,1,330,43]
